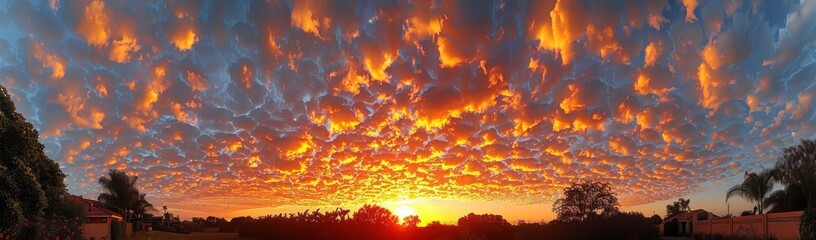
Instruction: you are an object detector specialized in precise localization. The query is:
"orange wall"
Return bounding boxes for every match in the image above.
[83,221,111,240]
[694,211,802,240]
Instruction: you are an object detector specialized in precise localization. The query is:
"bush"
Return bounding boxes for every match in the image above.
[5,216,84,240]
[802,208,816,240]
[153,223,191,234]
[180,221,203,232]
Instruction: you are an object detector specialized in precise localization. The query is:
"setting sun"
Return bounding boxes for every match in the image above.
[394,205,418,221]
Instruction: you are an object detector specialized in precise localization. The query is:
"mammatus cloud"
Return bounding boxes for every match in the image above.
[0,0,814,214]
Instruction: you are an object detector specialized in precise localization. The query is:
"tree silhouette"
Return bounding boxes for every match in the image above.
[0,84,82,238]
[98,169,140,221]
[352,204,398,226]
[457,213,512,240]
[0,86,66,226]
[553,181,619,222]
[666,198,691,218]
[402,215,420,228]
[648,214,662,224]
[678,198,691,211]
[764,184,806,213]
[775,139,816,208]
[131,192,156,221]
[727,170,774,214]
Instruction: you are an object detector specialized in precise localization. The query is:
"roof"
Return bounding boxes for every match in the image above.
[64,195,123,219]
[662,209,720,223]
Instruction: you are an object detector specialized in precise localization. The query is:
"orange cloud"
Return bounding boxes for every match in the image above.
[76,0,110,46]
[169,20,199,51]
[109,35,140,63]
[682,0,699,22]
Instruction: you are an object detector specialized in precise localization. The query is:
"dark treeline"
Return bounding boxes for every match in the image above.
[232,208,659,240]
[232,181,661,240]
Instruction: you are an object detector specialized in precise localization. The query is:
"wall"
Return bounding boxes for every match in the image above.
[83,221,112,240]
[125,222,134,237]
[693,211,802,240]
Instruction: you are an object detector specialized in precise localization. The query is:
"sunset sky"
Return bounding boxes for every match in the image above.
[1,0,815,224]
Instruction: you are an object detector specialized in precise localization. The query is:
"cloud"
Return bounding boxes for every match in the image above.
[0,0,814,215]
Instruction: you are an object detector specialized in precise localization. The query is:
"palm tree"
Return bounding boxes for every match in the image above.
[763,184,806,213]
[775,139,816,208]
[98,169,139,221]
[727,170,775,214]
[131,192,156,221]
[678,198,691,211]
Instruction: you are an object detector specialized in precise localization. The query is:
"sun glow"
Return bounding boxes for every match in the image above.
[394,205,418,221]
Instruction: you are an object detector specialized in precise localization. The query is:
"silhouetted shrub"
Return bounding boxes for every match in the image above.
[802,207,816,240]
[181,220,204,232]
[524,212,658,240]
[7,216,84,240]
[458,213,512,240]
[235,208,659,240]
[664,219,680,236]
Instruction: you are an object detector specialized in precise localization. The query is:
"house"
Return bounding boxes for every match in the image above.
[659,209,720,236]
[64,195,124,240]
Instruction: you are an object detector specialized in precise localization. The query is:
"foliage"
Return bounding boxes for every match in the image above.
[353,204,398,226]
[666,198,691,219]
[2,215,84,240]
[402,215,420,228]
[153,223,191,234]
[98,169,140,221]
[801,208,816,240]
[0,84,86,236]
[458,213,512,240]
[727,170,775,214]
[552,181,619,223]
[52,198,87,222]
[764,183,806,213]
[648,214,662,224]
[234,207,659,240]
[132,192,156,221]
[517,212,658,240]
[776,139,816,208]
[0,84,69,232]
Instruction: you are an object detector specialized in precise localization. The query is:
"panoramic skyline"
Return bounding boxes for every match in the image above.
[1,0,814,223]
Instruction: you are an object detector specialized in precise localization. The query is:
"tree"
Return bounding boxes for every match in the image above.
[402,215,420,228]
[0,85,69,232]
[726,170,775,214]
[552,181,619,223]
[132,192,156,221]
[648,214,662,225]
[457,213,512,240]
[678,198,691,211]
[764,184,806,213]
[352,204,398,226]
[775,139,816,208]
[98,169,139,221]
[666,198,692,219]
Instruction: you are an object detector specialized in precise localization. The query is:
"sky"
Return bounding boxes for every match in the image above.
[0,0,815,224]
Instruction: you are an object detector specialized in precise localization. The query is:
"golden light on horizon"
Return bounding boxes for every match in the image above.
[394,205,418,222]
